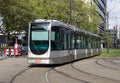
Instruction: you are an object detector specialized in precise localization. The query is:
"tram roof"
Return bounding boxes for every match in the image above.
[74,27,100,38]
[34,19,68,28]
[33,19,101,38]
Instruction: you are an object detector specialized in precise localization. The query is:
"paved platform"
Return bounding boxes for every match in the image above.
[0,56,5,60]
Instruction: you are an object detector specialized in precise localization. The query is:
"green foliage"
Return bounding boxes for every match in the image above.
[31,0,70,23]
[0,0,33,32]
[77,3,100,34]
[100,49,120,57]
[31,0,100,33]
[0,0,100,37]
[102,31,112,48]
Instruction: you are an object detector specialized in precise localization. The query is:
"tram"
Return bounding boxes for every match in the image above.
[28,19,101,64]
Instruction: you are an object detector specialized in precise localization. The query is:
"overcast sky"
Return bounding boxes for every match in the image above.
[107,0,120,29]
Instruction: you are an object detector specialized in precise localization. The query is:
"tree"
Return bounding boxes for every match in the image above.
[72,1,100,33]
[30,0,70,23]
[0,0,33,44]
[0,0,100,45]
[0,0,100,34]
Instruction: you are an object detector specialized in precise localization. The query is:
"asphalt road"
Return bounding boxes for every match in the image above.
[0,56,120,83]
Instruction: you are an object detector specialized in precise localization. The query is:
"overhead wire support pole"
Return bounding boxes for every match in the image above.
[70,0,72,25]
[105,0,109,53]
[106,12,109,53]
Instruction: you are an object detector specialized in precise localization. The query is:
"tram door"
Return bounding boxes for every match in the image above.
[66,29,74,61]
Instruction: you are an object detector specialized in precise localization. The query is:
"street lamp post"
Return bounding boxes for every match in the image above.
[106,12,109,53]
[70,0,72,25]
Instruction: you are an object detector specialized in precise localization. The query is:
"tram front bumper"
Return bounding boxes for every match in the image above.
[28,58,52,64]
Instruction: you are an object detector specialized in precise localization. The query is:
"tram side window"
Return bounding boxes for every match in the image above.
[96,40,98,48]
[81,35,83,49]
[59,28,73,50]
[51,26,60,50]
[66,33,70,49]
[82,36,85,49]
[91,38,93,48]
[63,29,72,50]
[97,39,101,48]
[95,39,97,48]
[85,37,88,49]
[94,39,95,48]
[91,38,94,48]
[60,27,66,50]
[66,30,73,49]
[64,33,67,50]
[94,39,97,48]
[94,39,96,48]
[79,35,80,48]
[68,33,71,49]
[76,33,79,49]
[88,38,91,49]
[71,32,74,49]
[79,35,84,49]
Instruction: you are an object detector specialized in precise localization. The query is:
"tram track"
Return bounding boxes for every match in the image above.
[103,58,120,66]
[53,68,89,83]
[45,58,120,83]
[71,59,120,83]
[45,66,89,83]
[45,68,53,83]
[10,64,52,83]
[95,58,120,71]
[1,57,120,83]
[10,67,31,83]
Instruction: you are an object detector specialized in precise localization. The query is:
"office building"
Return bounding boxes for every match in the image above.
[82,0,107,35]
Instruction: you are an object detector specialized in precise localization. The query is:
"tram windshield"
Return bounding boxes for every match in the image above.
[30,22,50,55]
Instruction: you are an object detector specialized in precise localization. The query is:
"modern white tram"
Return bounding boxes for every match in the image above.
[28,19,101,65]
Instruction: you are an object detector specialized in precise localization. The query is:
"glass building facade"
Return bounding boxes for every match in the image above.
[93,0,107,36]
[82,0,107,36]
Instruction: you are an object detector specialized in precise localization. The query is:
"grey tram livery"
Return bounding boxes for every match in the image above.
[28,19,101,64]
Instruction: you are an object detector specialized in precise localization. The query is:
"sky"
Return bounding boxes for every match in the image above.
[107,0,120,29]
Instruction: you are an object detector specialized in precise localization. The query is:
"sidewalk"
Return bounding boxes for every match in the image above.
[0,55,5,60]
